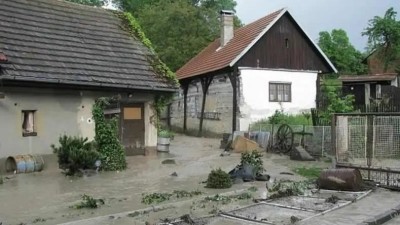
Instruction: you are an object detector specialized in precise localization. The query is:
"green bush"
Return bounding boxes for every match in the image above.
[206,168,232,189]
[51,135,100,176]
[251,110,311,129]
[240,150,264,175]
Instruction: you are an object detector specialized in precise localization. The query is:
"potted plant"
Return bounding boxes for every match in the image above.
[157,129,173,152]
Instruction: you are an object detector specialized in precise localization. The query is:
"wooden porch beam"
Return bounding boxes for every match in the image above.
[228,66,239,134]
[181,80,190,132]
[198,76,214,136]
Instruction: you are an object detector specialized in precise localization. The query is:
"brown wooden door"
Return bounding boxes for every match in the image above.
[121,104,145,156]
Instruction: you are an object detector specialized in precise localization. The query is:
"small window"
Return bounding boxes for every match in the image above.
[22,110,37,137]
[269,82,291,102]
[285,38,289,48]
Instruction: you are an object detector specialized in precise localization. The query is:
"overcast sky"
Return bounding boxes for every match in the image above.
[235,0,400,52]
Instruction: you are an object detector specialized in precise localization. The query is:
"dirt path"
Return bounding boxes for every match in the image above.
[0,135,306,225]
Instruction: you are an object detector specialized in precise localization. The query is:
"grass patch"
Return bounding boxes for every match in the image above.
[293,167,322,179]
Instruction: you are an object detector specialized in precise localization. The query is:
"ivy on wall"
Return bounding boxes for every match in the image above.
[92,97,127,171]
[115,11,179,128]
[116,12,178,86]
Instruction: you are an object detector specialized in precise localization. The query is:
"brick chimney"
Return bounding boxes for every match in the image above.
[220,10,234,47]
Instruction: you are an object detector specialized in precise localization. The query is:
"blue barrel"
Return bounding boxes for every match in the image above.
[14,155,26,173]
[23,155,35,173]
[5,155,44,173]
[32,154,44,172]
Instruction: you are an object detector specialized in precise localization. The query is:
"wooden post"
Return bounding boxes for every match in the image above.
[316,74,321,109]
[366,115,374,179]
[228,67,238,134]
[182,81,190,132]
[198,76,213,136]
[331,114,337,165]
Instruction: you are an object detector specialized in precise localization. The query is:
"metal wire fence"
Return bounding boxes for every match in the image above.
[335,114,400,169]
[249,124,332,158]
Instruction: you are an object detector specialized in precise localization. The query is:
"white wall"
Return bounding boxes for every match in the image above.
[239,69,318,130]
[144,101,157,147]
[0,87,158,158]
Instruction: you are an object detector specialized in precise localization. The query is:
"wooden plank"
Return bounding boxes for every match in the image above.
[123,107,141,120]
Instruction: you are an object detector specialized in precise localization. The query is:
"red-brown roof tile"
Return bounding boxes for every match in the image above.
[176,8,286,80]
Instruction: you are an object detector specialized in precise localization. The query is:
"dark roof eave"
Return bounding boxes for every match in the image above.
[1,77,178,93]
[178,66,233,81]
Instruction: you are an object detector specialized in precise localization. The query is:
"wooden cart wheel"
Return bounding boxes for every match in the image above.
[276,124,294,153]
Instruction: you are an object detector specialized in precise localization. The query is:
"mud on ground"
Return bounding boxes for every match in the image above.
[0,135,329,225]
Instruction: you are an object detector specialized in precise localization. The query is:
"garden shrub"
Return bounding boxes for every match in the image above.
[51,135,100,176]
[206,168,232,189]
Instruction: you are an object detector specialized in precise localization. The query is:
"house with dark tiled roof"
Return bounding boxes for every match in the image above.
[0,0,177,159]
[169,8,336,135]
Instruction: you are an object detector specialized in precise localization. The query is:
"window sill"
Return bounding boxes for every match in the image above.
[269,101,292,103]
[23,132,37,137]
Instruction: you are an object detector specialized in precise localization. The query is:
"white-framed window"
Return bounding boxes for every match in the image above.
[269,82,291,102]
[22,110,37,137]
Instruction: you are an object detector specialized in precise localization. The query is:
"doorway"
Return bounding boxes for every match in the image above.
[121,104,145,156]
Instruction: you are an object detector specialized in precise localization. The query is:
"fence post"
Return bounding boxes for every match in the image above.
[322,126,325,157]
[366,115,374,180]
[331,114,337,165]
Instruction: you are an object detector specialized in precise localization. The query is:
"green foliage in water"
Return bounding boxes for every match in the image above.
[203,192,253,205]
[141,192,172,205]
[51,135,100,176]
[141,190,203,205]
[206,168,232,189]
[248,186,258,192]
[268,180,313,199]
[240,150,265,175]
[92,98,127,171]
[73,194,105,209]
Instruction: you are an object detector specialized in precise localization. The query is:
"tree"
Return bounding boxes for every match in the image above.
[114,0,241,71]
[363,7,400,72]
[66,0,106,6]
[318,29,366,75]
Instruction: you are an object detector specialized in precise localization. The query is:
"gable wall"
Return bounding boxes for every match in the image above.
[238,13,331,73]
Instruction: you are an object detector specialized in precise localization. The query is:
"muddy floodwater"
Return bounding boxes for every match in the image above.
[0,135,322,225]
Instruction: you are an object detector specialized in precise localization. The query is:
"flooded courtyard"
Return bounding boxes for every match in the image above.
[0,135,399,225]
[0,135,308,225]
